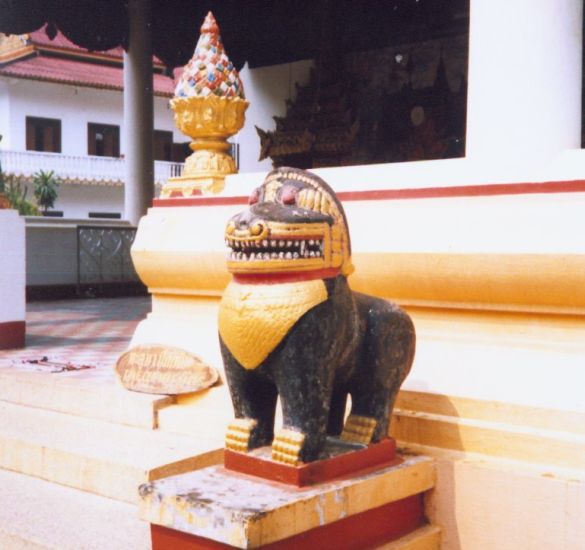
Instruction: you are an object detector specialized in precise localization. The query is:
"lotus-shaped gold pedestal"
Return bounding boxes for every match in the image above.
[161,95,249,197]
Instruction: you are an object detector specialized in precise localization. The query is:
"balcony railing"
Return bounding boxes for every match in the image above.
[0,149,184,187]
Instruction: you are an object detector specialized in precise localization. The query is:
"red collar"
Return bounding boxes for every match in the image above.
[232,268,340,285]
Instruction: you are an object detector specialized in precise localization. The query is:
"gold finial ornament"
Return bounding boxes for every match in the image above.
[161,12,249,197]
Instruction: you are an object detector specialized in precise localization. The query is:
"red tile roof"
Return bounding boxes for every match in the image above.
[0,54,175,96]
[0,26,175,96]
[29,29,125,57]
[27,28,166,65]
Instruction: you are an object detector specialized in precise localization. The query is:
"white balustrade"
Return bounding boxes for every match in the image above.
[0,149,183,186]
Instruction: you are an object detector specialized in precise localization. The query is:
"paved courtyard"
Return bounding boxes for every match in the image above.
[0,296,151,370]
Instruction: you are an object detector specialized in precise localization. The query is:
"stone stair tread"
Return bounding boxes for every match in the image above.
[0,366,173,428]
[396,390,585,436]
[394,407,585,441]
[392,408,585,470]
[377,524,441,549]
[0,400,215,468]
[0,468,149,550]
[0,400,223,502]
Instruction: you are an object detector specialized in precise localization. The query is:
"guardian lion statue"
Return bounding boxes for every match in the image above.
[219,167,415,465]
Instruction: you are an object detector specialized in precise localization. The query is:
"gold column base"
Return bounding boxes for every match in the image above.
[161,149,236,197]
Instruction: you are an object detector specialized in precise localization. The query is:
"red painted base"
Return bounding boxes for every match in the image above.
[224,438,399,487]
[0,320,25,349]
[151,493,425,550]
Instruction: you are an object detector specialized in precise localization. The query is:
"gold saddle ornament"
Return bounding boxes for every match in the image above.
[218,279,328,370]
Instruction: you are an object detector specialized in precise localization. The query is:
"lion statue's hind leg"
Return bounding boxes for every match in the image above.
[341,295,416,445]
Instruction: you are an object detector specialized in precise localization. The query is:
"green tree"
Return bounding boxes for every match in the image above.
[33,169,60,214]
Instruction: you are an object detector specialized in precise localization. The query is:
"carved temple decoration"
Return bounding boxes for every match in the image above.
[257,34,468,169]
[256,57,359,169]
[160,12,249,198]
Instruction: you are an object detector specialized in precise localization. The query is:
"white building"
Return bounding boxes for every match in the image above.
[0,29,186,219]
[0,28,318,220]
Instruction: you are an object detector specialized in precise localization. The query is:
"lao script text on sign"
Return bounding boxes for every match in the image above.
[116,345,219,395]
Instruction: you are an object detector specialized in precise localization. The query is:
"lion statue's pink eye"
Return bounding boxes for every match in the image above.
[249,188,260,205]
[281,185,297,205]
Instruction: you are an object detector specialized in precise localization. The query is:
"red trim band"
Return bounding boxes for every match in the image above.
[0,321,25,350]
[338,179,585,201]
[232,268,340,284]
[153,179,585,208]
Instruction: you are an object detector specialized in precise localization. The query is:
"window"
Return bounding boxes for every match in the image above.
[154,130,173,161]
[88,123,120,157]
[172,141,191,163]
[26,117,61,153]
[88,212,122,219]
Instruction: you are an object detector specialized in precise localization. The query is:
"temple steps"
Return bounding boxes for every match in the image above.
[378,525,441,550]
[392,391,585,470]
[0,367,173,429]
[0,367,442,549]
[0,469,150,550]
[0,400,222,504]
[395,390,585,436]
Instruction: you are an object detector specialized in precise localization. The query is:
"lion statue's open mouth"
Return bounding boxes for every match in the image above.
[224,167,353,278]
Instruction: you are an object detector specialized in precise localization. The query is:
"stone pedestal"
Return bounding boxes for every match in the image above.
[139,454,436,549]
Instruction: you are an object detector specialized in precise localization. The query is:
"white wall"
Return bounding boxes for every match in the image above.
[1,78,182,155]
[26,217,133,286]
[55,184,124,219]
[0,210,25,323]
[26,224,78,286]
[0,60,315,177]
[467,0,583,161]
[0,77,182,218]
[0,81,10,150]
[236,60,314,173]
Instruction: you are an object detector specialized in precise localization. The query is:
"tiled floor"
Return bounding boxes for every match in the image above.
[0,296,151,370]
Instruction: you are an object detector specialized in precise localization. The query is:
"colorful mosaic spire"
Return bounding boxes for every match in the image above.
[175,12,245,99]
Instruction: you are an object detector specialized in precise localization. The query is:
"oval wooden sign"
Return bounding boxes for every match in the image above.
[115,345,219,395]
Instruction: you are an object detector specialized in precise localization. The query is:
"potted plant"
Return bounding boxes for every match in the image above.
[33,169,60,215]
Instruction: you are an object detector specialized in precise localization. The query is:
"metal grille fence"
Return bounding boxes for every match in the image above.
[77,225,140,292]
